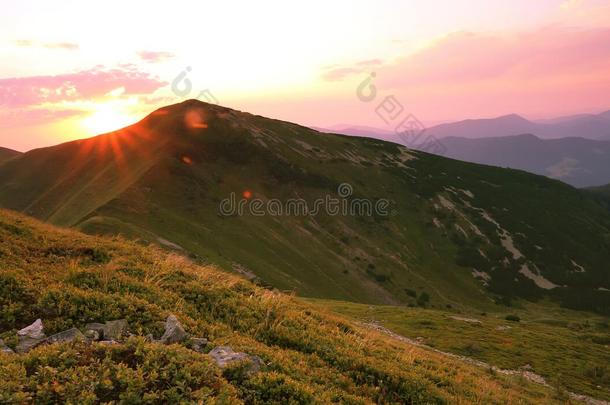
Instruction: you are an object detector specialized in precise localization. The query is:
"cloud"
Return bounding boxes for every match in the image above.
[324,25,610,119]
[0,65,168,108]
[377,27,610,88]
[137,50,175,63]
[44,42,80,50]
[321,58,383,82]
[0,108,86,128]
[15,40,79,50]
[14,40,33,47]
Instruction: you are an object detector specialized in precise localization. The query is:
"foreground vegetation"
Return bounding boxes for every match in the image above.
[313,299,610,401]
[0,209,576,404]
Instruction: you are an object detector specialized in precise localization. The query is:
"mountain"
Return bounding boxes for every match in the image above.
[427,111,610,140]
[312,125,395,139]
[441,134,610,188]
[0,147,20,163]
[0,100,609,315]
[1,209,557,403]
[585,183,610,211]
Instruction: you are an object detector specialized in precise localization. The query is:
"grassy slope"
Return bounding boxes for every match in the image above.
[585,184,610,211]
[313,299,610,401]
[0,100,609,314]
[0,209,566,404]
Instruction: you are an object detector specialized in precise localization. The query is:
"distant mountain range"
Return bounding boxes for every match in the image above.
[441,134,610,188]
[427,111,610,140]
[320,110,610,187]
[0,100,608,315]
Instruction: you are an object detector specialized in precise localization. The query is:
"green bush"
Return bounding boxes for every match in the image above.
[0,338,238,404]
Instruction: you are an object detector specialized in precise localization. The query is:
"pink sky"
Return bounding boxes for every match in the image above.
[1,0,610,151]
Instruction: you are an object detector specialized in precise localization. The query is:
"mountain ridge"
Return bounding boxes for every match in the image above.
[440,134,610,187]
[0,146,21,164]
[0,100,609,314]
[427,110,610,140]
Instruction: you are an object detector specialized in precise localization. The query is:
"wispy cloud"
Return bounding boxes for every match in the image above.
[0,65,168,108]
[137,50,175,63]
[15,40,80,50]
[321,59,383,81]
[0,108,86,128]
[44,42,80,50]
[319,25,610,119]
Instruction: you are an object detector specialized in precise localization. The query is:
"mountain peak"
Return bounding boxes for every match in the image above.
[495,113,531,123]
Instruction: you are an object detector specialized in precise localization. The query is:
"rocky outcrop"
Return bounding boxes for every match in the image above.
[189,338,209,353]
[2,315,254,377]
[103,320,129,341]
[208,346,264,374]
[16,319,46,353]
[84,323,105,341]
[45,328,85,344]
[159,315,187,344]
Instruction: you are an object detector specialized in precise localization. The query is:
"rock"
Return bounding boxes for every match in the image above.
[45,328,85,344]
[144,334,154,343]
[189,337,209,353]
[98,340,119,345]
[16,319,46,353]
[84,329,100,341]
[0,339,13,354]
[159,315,187,344]
[84,323,105,340]
[209,346,263,374]
[103,320,129,341]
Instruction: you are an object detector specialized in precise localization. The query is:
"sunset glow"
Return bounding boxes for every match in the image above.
[1,0,610,151]
[81,103,139,135]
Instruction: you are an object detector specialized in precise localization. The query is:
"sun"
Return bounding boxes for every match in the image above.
[82,104,137,135]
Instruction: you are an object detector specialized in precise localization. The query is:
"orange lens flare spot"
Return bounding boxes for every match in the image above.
[184,109,208,130]
[181,156,193,165]
[242,190,252,199]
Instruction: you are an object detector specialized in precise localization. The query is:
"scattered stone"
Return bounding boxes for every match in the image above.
[45,328,85,344]
[520,364,533,371]
[103,320,129,341]
[495,325,512,331]
[85,323,105,340]
[98,340,119,345]
[0,339,13,354]
[209,346,264,374]
[16,319,46,353]
[189,337,209,353]
[84,329,100,341]
[450,316,482,324]
[159,315,187,344]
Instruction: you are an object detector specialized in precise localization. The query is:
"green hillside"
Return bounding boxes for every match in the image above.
[0,209,565,404]
[312,299,610,401]
[0,100,609,314]
[585,184,610,211]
